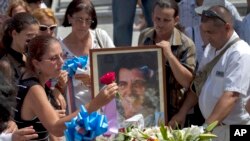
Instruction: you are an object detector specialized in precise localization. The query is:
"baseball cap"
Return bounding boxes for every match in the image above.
[195,0,225,14]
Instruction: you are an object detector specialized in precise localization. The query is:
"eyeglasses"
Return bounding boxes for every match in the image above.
[39,24,57,32]
[72,17,94,25]
[42,53,64,63]
[201,10,226,24]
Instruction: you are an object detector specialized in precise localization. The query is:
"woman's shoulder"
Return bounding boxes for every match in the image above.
[91,28,115,48]
[19,77,40,88]
[91,28,109,37]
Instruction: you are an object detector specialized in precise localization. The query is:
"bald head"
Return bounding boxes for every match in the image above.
[200,5,234,49]
[201,5,233,27]
[210,6,233,25]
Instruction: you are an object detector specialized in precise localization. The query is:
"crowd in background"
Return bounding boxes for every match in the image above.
[0,0,250,141]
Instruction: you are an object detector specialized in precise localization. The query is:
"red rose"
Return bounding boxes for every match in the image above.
[100,72,116,85]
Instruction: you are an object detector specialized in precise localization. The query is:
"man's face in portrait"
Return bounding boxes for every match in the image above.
[118,68,146,118]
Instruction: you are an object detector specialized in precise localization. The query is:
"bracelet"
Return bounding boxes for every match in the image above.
[55,83,65,94]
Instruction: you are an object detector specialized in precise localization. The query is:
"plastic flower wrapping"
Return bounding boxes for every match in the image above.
[96,121,218,141]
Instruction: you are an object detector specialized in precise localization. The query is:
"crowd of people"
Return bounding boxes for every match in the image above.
[0,0,250,141]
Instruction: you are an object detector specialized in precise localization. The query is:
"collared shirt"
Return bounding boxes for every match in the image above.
[138,27,196,118]
[198,32,250,125]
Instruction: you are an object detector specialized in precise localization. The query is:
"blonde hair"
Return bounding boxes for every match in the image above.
[7,0,30,17]
[32,8,57,24]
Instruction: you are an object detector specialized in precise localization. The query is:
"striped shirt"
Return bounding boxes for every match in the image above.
[14,78,49,141]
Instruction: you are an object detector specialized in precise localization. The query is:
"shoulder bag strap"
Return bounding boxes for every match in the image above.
[191,37,241,95]
[95,28,104,48]
[201,37,241,73]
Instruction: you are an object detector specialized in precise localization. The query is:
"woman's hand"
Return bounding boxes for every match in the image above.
[57,70,68,89]
[4,121,17,133]
[12,126,38,141]
[55,109,66,118]
[87,82,118,112]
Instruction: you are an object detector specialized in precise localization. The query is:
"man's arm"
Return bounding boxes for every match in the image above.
[206,91,239,124]
[168,90,198,128]
[156,41,194,88]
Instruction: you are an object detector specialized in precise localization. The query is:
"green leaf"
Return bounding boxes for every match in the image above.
[138,130,151,139]
[199,133,217,140]
[160,123,168,140]
[205,121,218,132]
[172,130,183,141]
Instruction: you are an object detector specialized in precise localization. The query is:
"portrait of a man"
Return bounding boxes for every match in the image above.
[113,53,160,127]
[91,47,166,128]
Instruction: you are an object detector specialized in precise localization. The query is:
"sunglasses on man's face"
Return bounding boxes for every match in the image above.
[201,10,226,24]
[39,24,57,32]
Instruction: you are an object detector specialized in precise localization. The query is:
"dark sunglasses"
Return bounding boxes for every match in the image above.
[39,24,57,31]
[201,10,226,24]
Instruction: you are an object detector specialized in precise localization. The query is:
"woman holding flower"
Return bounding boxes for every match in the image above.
[13,35,118,141]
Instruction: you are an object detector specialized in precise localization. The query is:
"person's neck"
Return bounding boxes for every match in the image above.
[64,31,91,56]
[67,31,90,45]
[23,70,49,88]
[155,33,171,43]
[215,34,233,51]
[11,42,23,54]
[37,75,48,87]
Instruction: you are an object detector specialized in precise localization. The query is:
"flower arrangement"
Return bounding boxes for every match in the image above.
[97,121,218,141]
[112,121,218,141]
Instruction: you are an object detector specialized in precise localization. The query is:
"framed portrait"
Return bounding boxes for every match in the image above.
[90,46,167,127]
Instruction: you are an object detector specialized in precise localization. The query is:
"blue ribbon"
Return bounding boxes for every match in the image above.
[64,105,108,141]
[62,56,88,77]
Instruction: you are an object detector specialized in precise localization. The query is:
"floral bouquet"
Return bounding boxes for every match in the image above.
[104,121,218,141]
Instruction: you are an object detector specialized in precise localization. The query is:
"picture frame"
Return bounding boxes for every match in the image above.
[90,46,167,127]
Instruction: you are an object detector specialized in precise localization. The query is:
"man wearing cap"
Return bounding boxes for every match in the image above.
[169,5,250,141]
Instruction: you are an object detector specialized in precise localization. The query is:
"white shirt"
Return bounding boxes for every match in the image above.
[0,133,12,141]
[239,14,250,45]
[60,28,115,110]
[198,32,250,125]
